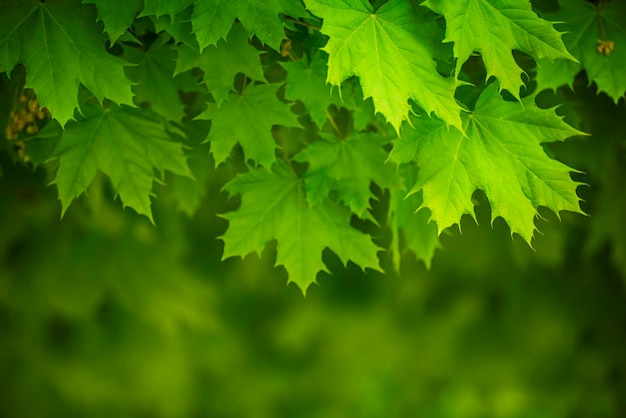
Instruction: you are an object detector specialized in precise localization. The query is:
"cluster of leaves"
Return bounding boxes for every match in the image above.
[1,0,625,293]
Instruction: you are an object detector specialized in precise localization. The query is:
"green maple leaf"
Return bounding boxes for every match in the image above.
[190,0,235,50]
[52,103,191,222]
[124,37,187,122]
[423,0,575,99]
[166,152,211,217]
[534,58,580,93]
[221,162,381,294]
[175,24,265,106]
[389,165,441,271]
[165,121,213,218]
[197,83,300,167]
[294,132,401,217]
[153,7,199,49]
[82,0,143,43]
[191,0,306,51]
[280,53,341,127]
[305,0,462,132]
[388,84,585,244]
[338,79,376,132]
[536,0,626,102]
[167,170,207,217]
[0,0,134,125]
[140,0,193,19]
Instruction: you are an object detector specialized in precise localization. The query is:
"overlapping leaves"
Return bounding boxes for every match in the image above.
[295,132,401,217]
[83,0,142,43]
[175,24,265,106]
[191,0,306,51]
[389,84,585,243]
[389,165,441,270]
[124,36,189,122]
[280,53,340,128]
[221,162,381,293]
[197,83,300,167]
[0,0,598,293]
[424,0,575,98]
[0,0,133,125]
[305,0,462,132]
[535,0,626,102]
[84,0,304,51]
[51,103,191,222]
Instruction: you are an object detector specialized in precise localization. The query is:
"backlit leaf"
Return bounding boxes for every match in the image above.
[305,0,462,132]
[389,84,584,243]
[424,0,575,98]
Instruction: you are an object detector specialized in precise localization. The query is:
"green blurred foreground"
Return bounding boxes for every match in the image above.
[1,85,626,418]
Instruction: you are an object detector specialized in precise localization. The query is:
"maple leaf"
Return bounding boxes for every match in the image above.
[164,121,213,217]
[167,167,208,217]
[221,162,381,294]
[124,37,187,122]
[0,0,134,125]
[423,0,575,99]
[197,83,300,167]
[280,53,341,127]
[536,0,626,102]
[175,24,265,107]
[139,0,193,19]
[0,41,19,81]
[305,0,462,132]
[82,0,143,43]
[388,84,585,244]
[338,79,376,132]
[389,165,440,271]
[153,7,199,49]
[191,0,306,51]
[294,132,401,217]
[534,58,580,93]
[52,103,191,222]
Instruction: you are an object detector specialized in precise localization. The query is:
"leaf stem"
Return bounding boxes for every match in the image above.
[370,120,388,137]
[281,145,295,171]
[326,109,342,138]
[284,17,321,31]
[288,50,299,62]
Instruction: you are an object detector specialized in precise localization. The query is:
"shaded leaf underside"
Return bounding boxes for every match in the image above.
[0,0,133,125]
[53,104,191,222]
[536,0,626,102]
[221,162,381,293]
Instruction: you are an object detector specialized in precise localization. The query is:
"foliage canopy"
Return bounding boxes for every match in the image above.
[1,0,625,293]
[1,2,626,417]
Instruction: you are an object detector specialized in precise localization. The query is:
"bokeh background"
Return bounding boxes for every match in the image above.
[1,68,626,418]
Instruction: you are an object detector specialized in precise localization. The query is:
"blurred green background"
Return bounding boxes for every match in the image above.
[1,72,626,417]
